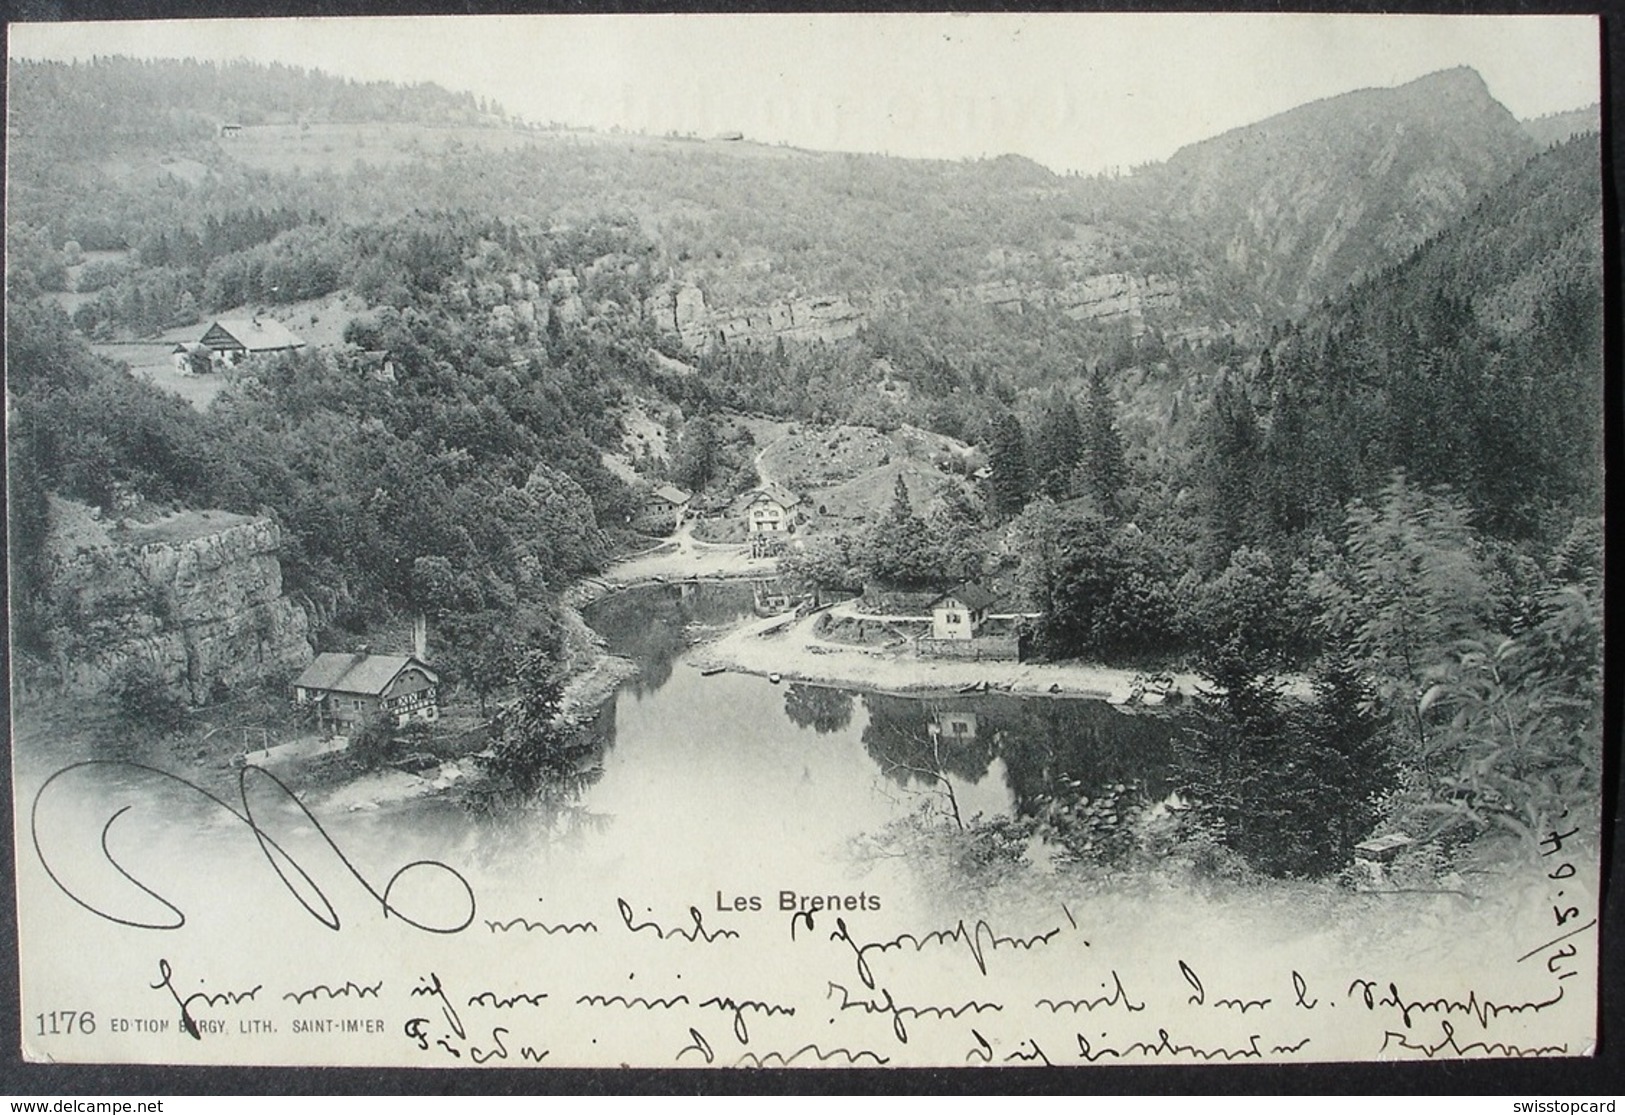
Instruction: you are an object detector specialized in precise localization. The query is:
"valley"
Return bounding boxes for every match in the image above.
[2,41,1607,1072]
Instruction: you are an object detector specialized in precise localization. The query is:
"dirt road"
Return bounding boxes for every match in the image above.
[598,520,780,585]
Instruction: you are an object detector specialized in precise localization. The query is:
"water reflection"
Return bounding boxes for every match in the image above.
[859,692,1177,828]
[585,581,767,695]
[580,585,1181,847]
[782,684,854,735]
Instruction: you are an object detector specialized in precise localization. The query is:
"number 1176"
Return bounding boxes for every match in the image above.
[35,1010,96,1035]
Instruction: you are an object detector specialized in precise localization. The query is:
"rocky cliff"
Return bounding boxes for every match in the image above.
[644,270,1180,352]
[944,272,1180,333]
[35,500,312,704]
[644,282,871,351]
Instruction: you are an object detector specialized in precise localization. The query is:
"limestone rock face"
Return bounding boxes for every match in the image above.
[37,502,312,704]
[715,294,866,347]
[941,272,1180,334]
[645,284,867,351]
[642,266,1181,351]
[1057,273,1181,328]
[643,282,714,350]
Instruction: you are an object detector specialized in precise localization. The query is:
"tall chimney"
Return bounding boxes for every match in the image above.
[413,613,428,661]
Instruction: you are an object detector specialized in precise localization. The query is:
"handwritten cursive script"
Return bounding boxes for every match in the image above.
[31,760,475,934]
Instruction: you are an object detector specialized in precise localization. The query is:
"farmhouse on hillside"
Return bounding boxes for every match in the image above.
[644,483,692,530]
[292,652,440,735]
[199,316,306,367]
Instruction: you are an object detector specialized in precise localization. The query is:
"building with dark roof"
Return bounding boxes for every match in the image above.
[292,652,439,734]
[641,482,692,533]
[199,317,306,366]
[650,483,692,508]
[733,483,801,536]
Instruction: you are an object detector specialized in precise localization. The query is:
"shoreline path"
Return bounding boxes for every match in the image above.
[695,602,1201,705]
[581,518,1238,706]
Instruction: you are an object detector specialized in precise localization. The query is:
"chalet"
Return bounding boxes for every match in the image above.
[292,652,440,735]
[199,317,306,367]
[929,582,998,641]
[734,484,800,536]
[646,483,692,522]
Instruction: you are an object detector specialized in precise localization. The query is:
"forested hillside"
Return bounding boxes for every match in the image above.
[8,57,489,158]
[1217,134,1603,546]
[1117,68,1536,313]
[1521,103,1601,147]
[6,56,1602,880]
[8,214,645,682]
[7,59,1545,361]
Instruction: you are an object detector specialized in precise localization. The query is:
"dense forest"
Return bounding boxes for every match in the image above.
[8,57,489,158]
[5,57,1603,881]
[8,213,648,692]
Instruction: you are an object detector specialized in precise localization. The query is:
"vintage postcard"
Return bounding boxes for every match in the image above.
[6,14,1604,1069]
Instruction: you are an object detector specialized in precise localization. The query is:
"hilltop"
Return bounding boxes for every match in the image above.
[1521,103,1601,147]
[1118,67,1537,314]
[8,58,1551,381]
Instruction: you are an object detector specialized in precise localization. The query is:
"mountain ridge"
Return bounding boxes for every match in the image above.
[5,58,1558,386]
[1121,66,1536,314]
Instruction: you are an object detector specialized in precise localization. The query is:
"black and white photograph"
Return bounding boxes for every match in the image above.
[4,13,1606,1069]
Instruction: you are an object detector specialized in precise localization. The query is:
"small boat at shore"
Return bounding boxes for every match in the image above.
[768,673,782,684]
[700,665,727,676]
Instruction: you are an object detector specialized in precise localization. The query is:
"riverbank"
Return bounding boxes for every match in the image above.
[692,606,1206,705]
[556,600,641,716]
[586,520,782,594]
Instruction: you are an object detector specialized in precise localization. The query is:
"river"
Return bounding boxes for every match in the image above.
[13,581,1594,1066]
[571,582,1181,888]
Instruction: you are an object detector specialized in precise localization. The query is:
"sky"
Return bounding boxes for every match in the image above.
[10,14,1601,174]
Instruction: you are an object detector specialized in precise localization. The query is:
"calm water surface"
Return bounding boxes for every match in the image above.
[20,581,1181,921]
[16,582,1584,1069]
[567,583,1179,884]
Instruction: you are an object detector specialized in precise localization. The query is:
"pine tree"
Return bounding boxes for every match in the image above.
[671,414,718,492]
[1032,392,1082,500]
[1198,374,1264,565]
[1179,638,1292,872]
[987,412,1030,520]
[926,480,983,583]
[1082,367,1128,515]
[865,474,930,587]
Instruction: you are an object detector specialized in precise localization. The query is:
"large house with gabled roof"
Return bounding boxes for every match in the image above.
[199,316,305,367]
[292,652,439,735]
[734,483,801,536]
